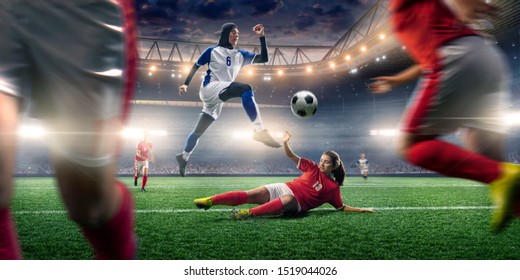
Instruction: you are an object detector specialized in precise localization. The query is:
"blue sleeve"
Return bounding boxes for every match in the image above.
[239,50,256,66]
[196,47,215,66]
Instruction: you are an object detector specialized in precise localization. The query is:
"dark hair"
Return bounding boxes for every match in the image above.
[323,151,346,186]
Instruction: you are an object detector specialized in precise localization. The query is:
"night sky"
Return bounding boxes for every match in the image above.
[135,0,378,46]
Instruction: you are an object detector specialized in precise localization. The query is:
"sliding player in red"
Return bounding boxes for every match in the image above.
[134,130,154,192]
[194,132,374,219]
[369,0,519,232]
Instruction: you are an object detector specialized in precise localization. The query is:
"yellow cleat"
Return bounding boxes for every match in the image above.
[194,197,213,210]
[231,209,252,220]
[489,163,520,232]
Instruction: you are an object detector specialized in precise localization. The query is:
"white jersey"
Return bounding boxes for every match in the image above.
[357,158,369,172]
[196,46,256,86]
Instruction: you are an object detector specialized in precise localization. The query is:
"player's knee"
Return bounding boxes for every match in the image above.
[242,84,252,92]
[241,85,254,98]
[68,207,108,228]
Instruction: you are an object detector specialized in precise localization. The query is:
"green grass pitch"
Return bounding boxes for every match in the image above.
[11,176,520,259]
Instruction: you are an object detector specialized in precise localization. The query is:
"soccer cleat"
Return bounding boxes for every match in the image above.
[141,188,146,192]
[489,163,520,232]
[253,129,281,148]
[134,179,138,187]
[231,209,252,220]
[176,153,188,177]
[194,197,213,210]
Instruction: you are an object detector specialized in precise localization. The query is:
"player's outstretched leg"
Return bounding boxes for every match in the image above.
[177,113,215,176]
[231,209,252,220]
[176,153,187,177]
[194,191,248,210]
[194,197,213,210]
[220,82,280,148]
[489,163,520,232]
[253,129,281,148]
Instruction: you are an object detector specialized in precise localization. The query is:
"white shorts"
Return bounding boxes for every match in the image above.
[264,183,302,212]
[360,168,368,174]
[198,81,231,119]
[134,160,149,174]
[401,36,510,135]
[0,0,136,167]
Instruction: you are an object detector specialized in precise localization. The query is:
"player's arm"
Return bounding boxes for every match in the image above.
[252,24,268,64]
[283,131,300,164]
[342,205,375,213]
[178,64,200,96]
[368,64,422,94]
[149,146,155,163]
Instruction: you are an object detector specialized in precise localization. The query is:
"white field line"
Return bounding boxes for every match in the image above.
[15,184,486,190]
[13,205,495,215]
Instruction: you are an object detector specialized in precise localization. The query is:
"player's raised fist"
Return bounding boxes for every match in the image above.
[252,24,264,36]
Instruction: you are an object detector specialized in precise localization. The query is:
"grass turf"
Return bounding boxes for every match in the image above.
[11,176,520,259]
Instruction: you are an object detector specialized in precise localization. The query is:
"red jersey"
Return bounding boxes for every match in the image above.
[389,0,476,69]
[135,141,153,161]
[286,158,344,212]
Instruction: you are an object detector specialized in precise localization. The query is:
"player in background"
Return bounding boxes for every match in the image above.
[176,22,281,177]
[357,153,369,182]
[368,0,519,232]
[0,0,137,259]
[193,132,374,219]
[134,130,154,192]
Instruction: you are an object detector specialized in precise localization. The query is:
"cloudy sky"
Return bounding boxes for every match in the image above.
[136,0,378,46]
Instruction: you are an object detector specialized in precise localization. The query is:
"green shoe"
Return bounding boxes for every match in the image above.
[231,209,252,220]
[194,197,213,210]
[489,163,520,232]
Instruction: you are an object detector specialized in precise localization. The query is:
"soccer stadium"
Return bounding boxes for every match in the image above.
[10,0,520,260]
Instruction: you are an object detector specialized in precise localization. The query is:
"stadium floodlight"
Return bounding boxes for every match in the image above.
[360,46,367,52]
[370,129,398,137]
[277,69,284,76]
[503,112,520,126]
[149,65,156,72]
[345,54,351,61]
[232,131,253,139]
[379,33,386,40]
[19,125,45,138]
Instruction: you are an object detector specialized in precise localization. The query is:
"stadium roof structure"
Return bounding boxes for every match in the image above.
[138,0,520,77]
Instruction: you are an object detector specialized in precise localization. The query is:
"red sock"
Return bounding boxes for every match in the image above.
[212,191,248,206]
[82,181,136,259]
[406,140,500,183]
[250,198,284,216]
[0,208,22,260]
[142,176,148,189]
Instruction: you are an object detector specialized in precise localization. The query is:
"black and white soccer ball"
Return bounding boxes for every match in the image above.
[291,90,318,119]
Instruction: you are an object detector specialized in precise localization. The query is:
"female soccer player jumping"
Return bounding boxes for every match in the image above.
[176,22,280,177]
[193,132,374,219]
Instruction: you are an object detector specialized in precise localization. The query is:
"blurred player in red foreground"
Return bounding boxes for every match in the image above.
[134,130,154,192]
[0,0,137,259]
[369,0,519,232]
[194,132,374,219]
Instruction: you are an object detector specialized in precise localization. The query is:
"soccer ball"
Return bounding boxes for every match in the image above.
[291,90,318,119]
